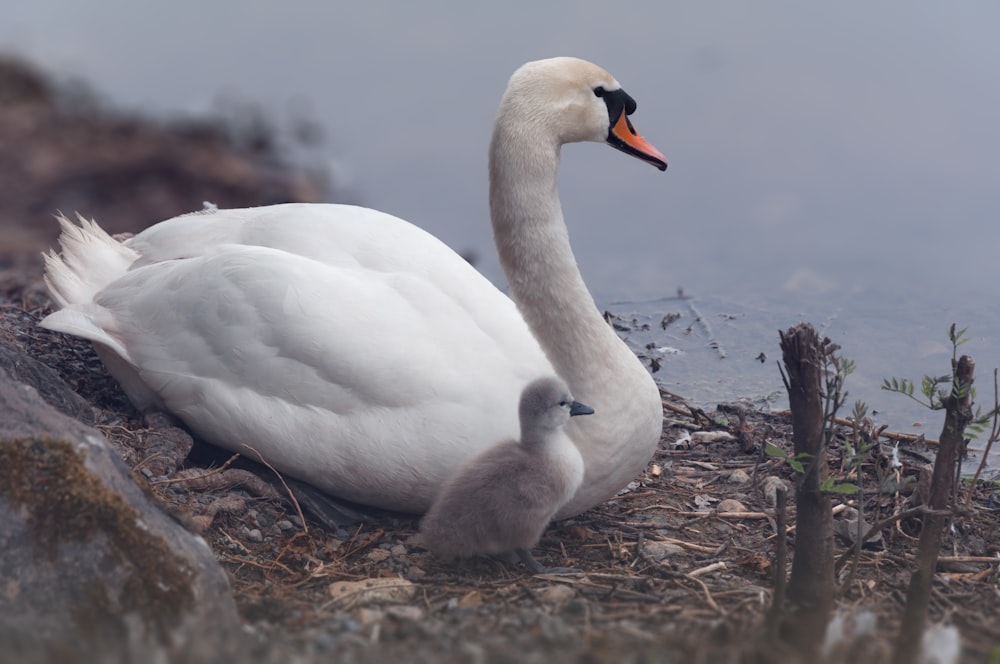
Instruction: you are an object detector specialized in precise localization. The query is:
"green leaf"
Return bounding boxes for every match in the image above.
[764,443,788,460]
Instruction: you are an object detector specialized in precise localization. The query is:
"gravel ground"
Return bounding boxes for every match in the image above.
[3,274,999,663]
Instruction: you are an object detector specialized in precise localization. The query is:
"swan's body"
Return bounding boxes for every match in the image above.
[40,57,667,517]
[420,376,590,570]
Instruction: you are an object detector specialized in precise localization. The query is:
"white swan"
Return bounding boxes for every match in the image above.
[40,56,668,518]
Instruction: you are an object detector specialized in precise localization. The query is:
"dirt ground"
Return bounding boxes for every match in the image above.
[1,54,998,663]
[2,274,999,663]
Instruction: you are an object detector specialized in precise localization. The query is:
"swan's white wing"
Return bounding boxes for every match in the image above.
[44,205,554,511]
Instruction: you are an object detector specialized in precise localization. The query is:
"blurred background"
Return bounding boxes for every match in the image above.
[2,2,999,447]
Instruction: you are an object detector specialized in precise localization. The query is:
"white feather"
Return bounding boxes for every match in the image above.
[39,57,666,515]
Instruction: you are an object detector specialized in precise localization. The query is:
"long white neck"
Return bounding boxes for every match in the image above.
[489,117,623,395]
[488,107,662,518]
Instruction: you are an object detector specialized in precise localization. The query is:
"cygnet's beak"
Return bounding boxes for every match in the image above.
[608,111,668,171]
[570,401,595,417]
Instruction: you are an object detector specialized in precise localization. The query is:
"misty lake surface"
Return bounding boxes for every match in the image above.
[4,3,999,468]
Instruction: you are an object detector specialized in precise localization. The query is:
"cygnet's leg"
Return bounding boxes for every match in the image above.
[514,548,582,575]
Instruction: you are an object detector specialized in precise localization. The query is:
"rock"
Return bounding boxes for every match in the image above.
[728,469,750,484]
[717,499,747,513]
[0,366,243,662]
[458,590,484,609]
[328,577,416,609]
[537,584,576,608]
[690,431,736,444]
[762,476,789,506]
[834,507,884,548]
[135,412,194,477]
[385,605,425,622]
[0,339,95,424]
[693,494,717,511]
[640,540,684,563]
[354,607,384,626]
[0,54,327,267]
[366,548,391,563]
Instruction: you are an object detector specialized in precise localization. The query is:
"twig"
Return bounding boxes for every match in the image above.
[767,486,788,638]
[242,443,308,534]
[764,503,850,540]
[774,411,940,446]
[646,536,719,555]
[688,561,726,578]
[937,555,1000,564]
[966,368,1000,505]
[834,506,949,573]
[533,574,666,603]
[674,510,772,519]
[685,573,722,614]
[661,400,695,417]
[151,452,240,485]
[219,551,297,577]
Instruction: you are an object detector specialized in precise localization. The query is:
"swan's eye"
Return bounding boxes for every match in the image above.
[593,86,606,98]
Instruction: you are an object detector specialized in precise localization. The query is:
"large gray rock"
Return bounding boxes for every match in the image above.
[0,365,244,662]
[0,335,95,424]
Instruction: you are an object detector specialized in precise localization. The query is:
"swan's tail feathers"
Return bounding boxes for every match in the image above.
[39,305,162,410]
[43,213,139,308]
[38,306,133,363]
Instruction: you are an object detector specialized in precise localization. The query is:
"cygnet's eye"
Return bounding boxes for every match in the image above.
[559,399,570,407]
[593,86,606,98]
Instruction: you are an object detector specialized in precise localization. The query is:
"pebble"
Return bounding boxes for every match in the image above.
[728,469,750,484]
[244,528,263,543]
[366,549,391,563]
[385,605,424,621]
[537,584,575,608]
[639,540,684,562]
[762,476,790,506]
[354,607,383,625]
[717,499,747,513]
[616,480,641,496]
[390,544,407,556]
[275,520,294,532]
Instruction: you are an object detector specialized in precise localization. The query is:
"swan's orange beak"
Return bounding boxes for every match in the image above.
[608,112,667,171]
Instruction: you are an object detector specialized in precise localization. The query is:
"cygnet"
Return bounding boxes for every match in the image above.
[420,376,592,573]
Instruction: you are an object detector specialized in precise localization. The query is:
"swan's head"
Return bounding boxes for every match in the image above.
[499,57,667,171]
[519,376,594,444]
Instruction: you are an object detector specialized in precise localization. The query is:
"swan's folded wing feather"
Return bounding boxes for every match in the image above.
[82,243,552,506]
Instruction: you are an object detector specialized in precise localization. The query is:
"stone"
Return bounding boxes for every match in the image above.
[639,540,684,562]
[0,365,242,661]
[0,339,95,424]
[728,469,750,484]
[327,577,416,609]
[537,584,576,608]
[762,476,789,506]
[717,499,747,513]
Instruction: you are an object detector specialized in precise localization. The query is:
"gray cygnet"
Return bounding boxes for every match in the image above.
[420,376,592,573]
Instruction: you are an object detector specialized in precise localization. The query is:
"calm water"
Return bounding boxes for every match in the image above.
[4,3,999,469]
[609,288,1000,475]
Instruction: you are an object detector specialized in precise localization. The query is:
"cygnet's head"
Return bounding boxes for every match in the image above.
[519,376,594,443]
[495,56,667,170]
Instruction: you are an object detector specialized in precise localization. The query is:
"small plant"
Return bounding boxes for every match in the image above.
[770,336,860,496]
[883,324,991,440]
[883,324,985,664]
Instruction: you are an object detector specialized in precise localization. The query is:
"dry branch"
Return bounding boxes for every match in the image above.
[893,354,974,664]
